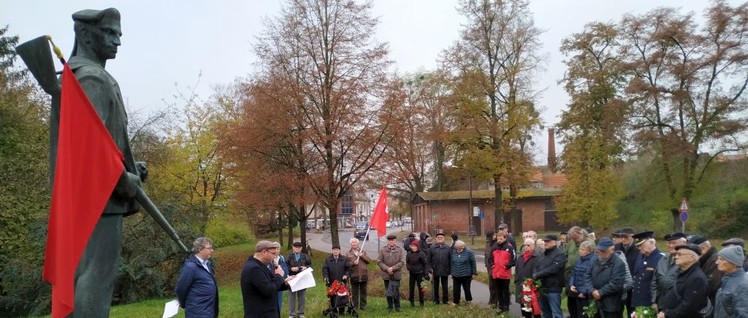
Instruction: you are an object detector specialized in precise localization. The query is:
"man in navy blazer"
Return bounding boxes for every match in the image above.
[241,240,292,318]
[176,237,219,318]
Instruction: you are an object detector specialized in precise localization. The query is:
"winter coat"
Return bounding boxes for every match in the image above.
[450,247,477,278]
[322,254,351,283]
[286,252,312,276]
[515,249,542,304]
[714,270,748,318]
[240,256,288,318]
[532,245,566,293]
[490,240,516,279]
[651,254,678,305]
[175,255,219,318]
[587,252,627,313]
[701,246,724,304]
[485,239,497,270]
[569,252,596,295]
[346,248,371,282]
[428,242,452,276]
[658,263,709,318]
[406,249,430,274]
[615,242,640,276]
[377,243,405,280]
[565,238,593,285]
[630,248,663,307]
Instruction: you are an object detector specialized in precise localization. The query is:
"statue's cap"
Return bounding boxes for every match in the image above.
[72,8,120,23]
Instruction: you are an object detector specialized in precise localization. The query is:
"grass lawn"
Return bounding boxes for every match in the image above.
[45,241,502,317]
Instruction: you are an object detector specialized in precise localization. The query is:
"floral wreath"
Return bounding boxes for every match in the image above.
[630,306,656,318]
[326,279,347,296]
[521,278,542,315]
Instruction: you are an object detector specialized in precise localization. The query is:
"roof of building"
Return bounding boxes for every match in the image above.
[414,188,560,202]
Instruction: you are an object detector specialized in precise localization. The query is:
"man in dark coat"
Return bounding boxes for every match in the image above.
[657,244,708,318]
[588,237,627,318]
[287,241,312,318]
[651,232,687,310]
[323,245,351,314]
[428,232,452,305]
[241,240,290,318]
[533,234,566,318]
[614,227,638,316]
[176,237,219,318]
[630,231,663,308]
[690,235,723,305]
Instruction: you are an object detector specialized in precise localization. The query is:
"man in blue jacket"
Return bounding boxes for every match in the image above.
[176,237,219,318]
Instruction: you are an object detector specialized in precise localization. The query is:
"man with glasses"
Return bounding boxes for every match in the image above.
[651,232,687,310]
[241,240,293,318]
[176,237,219,318]
[656,244,708,318]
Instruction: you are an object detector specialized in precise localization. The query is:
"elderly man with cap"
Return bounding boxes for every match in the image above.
[378,234,405,312]
[564,226,592,318]
[651,232,687,310]
[656,244,709,318]
[690,235,723,305]
[533,234,566,318]
[241,240,292,318]
[613,227,639,316]
[714,246,748,318]
[287,241,312,318]
[630,231,663,308]
[721,237,748,272]
[323,244,351,315]
[428,231,452,305]
[587,237,628,318]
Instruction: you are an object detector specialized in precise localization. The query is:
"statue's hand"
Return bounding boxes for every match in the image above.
[136,161,148,182]
[115,171,142,199]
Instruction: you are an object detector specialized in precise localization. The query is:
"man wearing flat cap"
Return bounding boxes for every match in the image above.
[241,240,292,318]
[65,8,148,317]
[651,232,687,310]
[428,231,452,305]
[586,237,627,318]
[689,235,723,305]
[714,246,748,318]
[378,234,405,312]
[721,237,748,272]
[533,234,566,318]
[657,244,709,318]
[287,241,312,318]
[630,231,663,308]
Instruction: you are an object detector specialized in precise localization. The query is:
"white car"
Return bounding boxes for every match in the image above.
[386,221,392,228]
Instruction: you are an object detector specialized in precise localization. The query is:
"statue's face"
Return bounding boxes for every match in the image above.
[88,16,121,61]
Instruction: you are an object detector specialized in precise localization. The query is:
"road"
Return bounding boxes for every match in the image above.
[301,227,523,316]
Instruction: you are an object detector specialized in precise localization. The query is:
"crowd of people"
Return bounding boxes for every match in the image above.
[174,226,748,318]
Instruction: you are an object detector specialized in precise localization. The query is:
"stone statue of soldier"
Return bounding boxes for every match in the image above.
[67,8,145,317]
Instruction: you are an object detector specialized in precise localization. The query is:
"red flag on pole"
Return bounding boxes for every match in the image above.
[370,188,388,237]
[43,64,124,318]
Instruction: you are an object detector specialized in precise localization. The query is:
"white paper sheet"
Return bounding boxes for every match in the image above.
[162,299,179,318]
[288,267,316,292]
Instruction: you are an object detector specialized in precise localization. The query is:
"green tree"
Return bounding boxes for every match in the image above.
[556,22,627,227]
[442,0,543,230]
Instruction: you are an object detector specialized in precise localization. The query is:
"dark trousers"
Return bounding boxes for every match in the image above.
[408,272,425,305]
[73,215,123,318]
[596,310,622,318]
[497,278,511,310]
[452,276,473,304]
[489,275,499,306]
[350,280,367,310]
[384,280,401,310]
[432,275,449,304]
[568,294,581,318]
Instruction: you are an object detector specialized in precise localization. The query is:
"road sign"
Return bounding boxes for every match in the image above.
[478,211,485,219]
[679,197,689,212]
[680,211,688,223]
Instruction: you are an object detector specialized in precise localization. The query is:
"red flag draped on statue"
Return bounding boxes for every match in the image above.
[43,64,124,318]
[370,188,388,237]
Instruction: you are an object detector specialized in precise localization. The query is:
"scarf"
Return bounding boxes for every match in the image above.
[523,249,533,261]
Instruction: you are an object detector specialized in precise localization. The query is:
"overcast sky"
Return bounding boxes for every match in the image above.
[2,0,740,164]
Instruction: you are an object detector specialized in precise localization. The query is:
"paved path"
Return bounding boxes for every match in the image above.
[301,229,523,317]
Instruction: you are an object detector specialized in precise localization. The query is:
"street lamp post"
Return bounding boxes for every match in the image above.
[468,174,474,245]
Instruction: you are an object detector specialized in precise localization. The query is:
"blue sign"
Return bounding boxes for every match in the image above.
[478,211,485,219]
[680,211,688,223]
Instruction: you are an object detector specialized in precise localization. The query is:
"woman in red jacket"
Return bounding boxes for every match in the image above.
[491,231,516,314]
